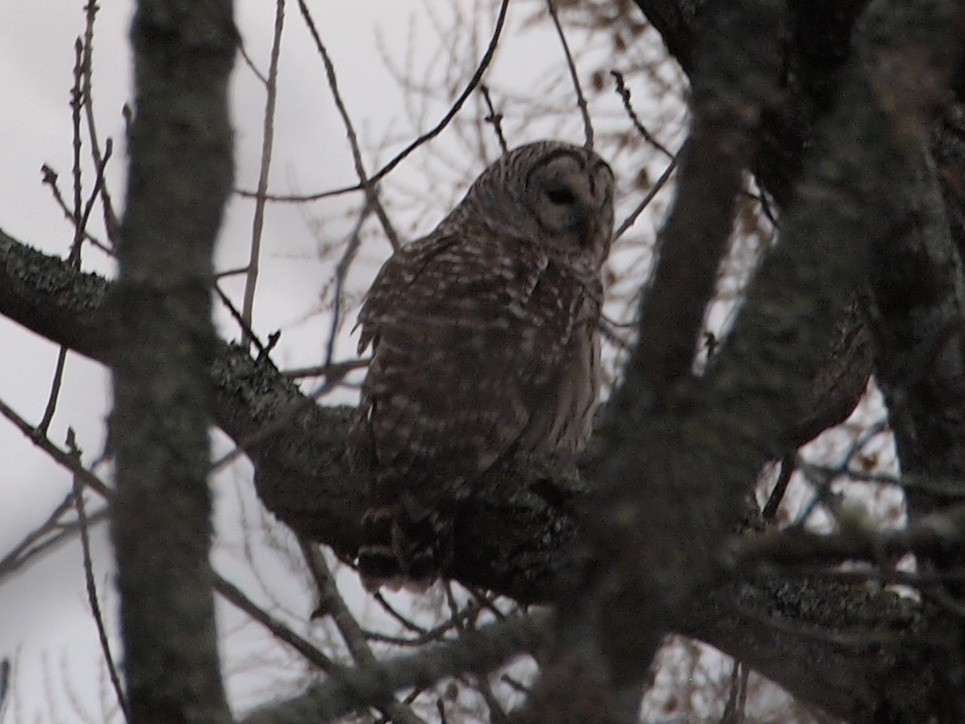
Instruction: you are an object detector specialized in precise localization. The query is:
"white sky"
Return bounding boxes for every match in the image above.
[0,1,694,721]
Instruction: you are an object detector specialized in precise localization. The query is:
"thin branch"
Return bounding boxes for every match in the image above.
[610,69,675,159]
[295,0,400,250]
[720,660,749,724]
[0,659,8,722]
[300,540,426,724]
[68,430,129,722]
[237,0,510,205]
[238,38,269,86]
[241,0,286,340]
[613,154,678,239]
[38,164,113,254]
[37,30,93,437]
[1,381,353,717]
[0,395,112,498]
[281,357,370,380]
[0,507,109,584]
[38,142,114,434]
[545,0,594,148]
[81,0,105,177]
[79,0,120,253]
[212,572,340,674]
[373,592,432,636]
[0,491,77,581]
[363,604,476,647]
[762,452,796,522]
[70,36,85,261]
[324,198,371,369]
[36,347,70,437]
[480,84,508,154]
[0,395,115,588]
[215,265,252,279]
[214,282,273,358]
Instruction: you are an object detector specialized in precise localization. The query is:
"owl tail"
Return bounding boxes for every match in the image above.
[357,496,454,592]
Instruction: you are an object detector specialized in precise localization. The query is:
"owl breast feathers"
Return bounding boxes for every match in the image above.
[348,140,615,587]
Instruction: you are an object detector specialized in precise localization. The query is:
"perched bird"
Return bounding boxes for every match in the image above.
[349,140,615,587]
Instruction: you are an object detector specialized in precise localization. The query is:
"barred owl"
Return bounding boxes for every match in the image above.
[349,140,615,587]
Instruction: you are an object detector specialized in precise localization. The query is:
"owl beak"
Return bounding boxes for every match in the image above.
[575,201,600,247]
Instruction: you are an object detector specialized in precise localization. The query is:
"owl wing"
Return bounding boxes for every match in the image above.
[353,231,586,497]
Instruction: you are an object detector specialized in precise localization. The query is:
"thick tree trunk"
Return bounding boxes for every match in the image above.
[108,1,236,721]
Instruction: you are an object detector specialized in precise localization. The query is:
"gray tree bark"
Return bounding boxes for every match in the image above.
[108,1,236,721]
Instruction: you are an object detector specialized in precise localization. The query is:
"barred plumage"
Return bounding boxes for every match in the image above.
[349,140,615,587]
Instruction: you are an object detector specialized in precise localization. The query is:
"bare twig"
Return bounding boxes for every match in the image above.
[38,144,115,434]
[447,585,511,724]
[241,0,286,340]
[295,0,401,250]
[363,601,477,647]
[299,540,426,724]
[238,0,510,205]
[70,37,85,261]
[238,38,269,86]
[753,174,779,228]
[480,84,508,154]
[0,659,9,722]
[214,283,273,358]
[213,572,339,674]
[373,592,432,636]
[0,492,79,581]
[762,452,796,522]
[37,30,92,436]
[324,199,372,369]
[0,395,113,589]
[38,165,113,256]
[545,0,594,148]
[500,673,531,695]
[0,396,112,499]
[36,347,70,437]
[0,508,109,585]
[281,357,370,380]
[80,1,121,248]
[215,265,253,279]
[614,154,678,239]
[81,1,104,169]
[610,70,675,159]
[67,430,129,722]
[720,659,748,724]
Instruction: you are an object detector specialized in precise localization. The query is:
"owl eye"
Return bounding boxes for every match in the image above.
[546,186,576,205]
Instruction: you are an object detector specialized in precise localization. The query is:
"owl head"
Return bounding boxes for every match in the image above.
[438,141,615,271]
